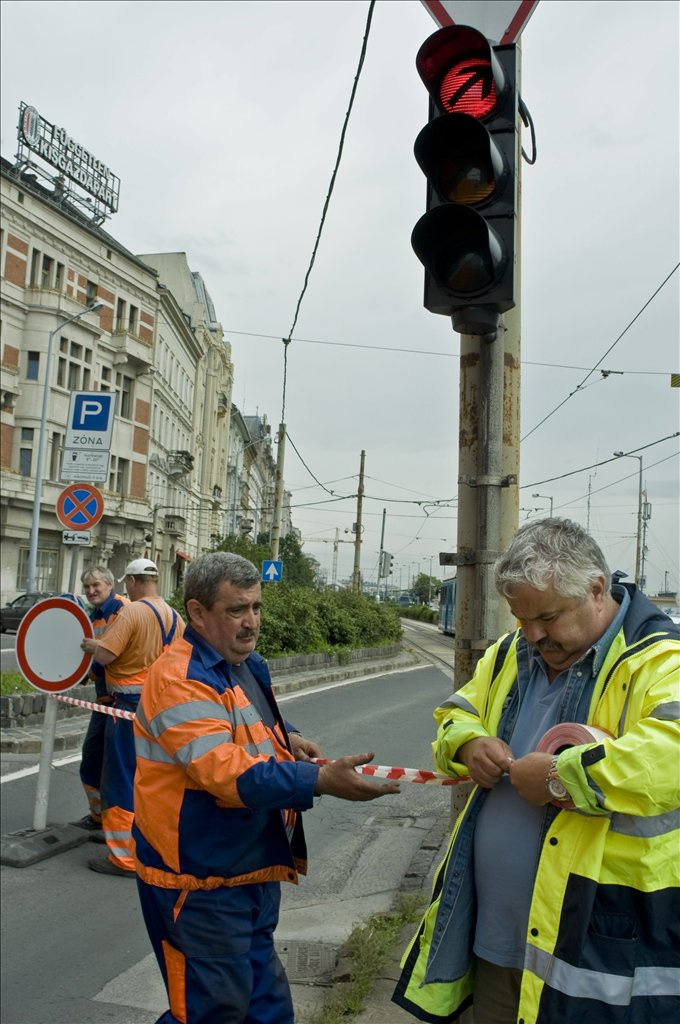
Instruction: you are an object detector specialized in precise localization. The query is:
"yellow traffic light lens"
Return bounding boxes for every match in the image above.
[438,162,495,204]
[439,58,497,119]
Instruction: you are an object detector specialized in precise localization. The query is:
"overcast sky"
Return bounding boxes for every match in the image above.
[2,0,678,595]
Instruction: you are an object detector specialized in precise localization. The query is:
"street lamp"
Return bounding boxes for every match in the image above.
[531,493,554,517]
[27,302,103,593]
[613,451,643,587]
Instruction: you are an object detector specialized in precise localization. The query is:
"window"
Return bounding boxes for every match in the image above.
[128,304,138,334]
[114,297,125,332]
[86,280,98,305]
[30,249,41,286]
[108,455,130,494]
[41,255,54,289]
[56,337,92,390]
[19,427,34,476]
[17,547,59,591]
[26,351,40,380]
[49,431,63,481]
[116,373,133,419]
[55,262,65,291]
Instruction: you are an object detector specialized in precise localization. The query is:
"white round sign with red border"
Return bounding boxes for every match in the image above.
[16,597,93,693]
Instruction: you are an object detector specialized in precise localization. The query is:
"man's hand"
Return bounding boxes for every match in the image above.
[314,752,401,801]
[457,737,514,788]
[508,752,565,806]
[289,733,322,762]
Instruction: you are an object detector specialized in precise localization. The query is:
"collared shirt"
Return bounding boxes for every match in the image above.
[473,585,629,969]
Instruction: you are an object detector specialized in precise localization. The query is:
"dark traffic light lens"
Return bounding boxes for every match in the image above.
[439,58,496,118]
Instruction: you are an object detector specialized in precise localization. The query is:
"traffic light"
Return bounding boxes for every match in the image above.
[411,24,518,338]
[379,551,394,578]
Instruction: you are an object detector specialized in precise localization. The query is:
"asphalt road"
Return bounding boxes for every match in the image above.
[0,661,454,1024]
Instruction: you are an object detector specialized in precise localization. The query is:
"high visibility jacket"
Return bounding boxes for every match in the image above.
[393,585,680,1024]
[132,626,319,890]
[89,592,128,699]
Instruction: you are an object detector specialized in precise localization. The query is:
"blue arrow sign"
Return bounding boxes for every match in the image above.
[262,560,283,583]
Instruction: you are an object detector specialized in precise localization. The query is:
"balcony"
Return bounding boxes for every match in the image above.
[164,514,186,537]
[167,451,194,477]
[110,319,152,370]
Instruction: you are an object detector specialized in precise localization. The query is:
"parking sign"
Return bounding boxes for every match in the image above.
[64,391,115,451]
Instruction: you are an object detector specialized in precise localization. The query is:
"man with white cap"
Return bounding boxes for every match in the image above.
[81,557,185,876]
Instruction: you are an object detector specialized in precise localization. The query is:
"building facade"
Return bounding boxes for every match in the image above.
[1,158,160,597]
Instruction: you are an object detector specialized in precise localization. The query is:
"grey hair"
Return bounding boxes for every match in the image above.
[184,552,260,615]
[494,518,611,601]
[81,565,115,587]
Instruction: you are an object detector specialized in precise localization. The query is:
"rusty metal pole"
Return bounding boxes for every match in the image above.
[352,450,366,593]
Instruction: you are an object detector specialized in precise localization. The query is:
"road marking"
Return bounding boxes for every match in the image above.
[1,751,80,784]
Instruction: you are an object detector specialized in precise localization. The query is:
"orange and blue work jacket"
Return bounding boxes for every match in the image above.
[132,626,319,890]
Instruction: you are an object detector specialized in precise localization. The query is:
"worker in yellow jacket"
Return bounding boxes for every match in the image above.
[393,518,679,1024]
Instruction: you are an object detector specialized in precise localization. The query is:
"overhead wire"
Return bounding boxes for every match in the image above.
[278,0,375,425]
[521,264,679,441]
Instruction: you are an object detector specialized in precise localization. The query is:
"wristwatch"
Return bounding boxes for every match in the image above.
[546,756,570,802]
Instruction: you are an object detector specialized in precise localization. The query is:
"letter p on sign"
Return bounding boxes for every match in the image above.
[74,394,110,429]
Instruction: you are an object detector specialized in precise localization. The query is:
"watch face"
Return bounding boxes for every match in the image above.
[548,777,569,801]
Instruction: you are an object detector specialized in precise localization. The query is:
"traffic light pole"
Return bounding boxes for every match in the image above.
[452,55,523,691]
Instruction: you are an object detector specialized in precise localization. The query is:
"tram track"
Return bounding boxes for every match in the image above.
[400,619,455,676]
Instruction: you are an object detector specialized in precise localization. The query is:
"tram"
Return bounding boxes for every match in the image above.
[438,576,456,635]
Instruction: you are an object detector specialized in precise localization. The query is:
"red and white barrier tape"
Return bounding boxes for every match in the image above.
[53,693,136,720]
[311,758,468,785]
[536,723,613,754]
[52,694,613,783]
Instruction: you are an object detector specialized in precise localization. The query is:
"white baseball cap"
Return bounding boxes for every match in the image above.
[118,558,158,582]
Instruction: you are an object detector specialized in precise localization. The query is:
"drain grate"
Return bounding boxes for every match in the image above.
[277,941,339,984]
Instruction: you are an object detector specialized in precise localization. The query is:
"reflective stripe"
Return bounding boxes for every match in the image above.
[135,703,151,733]
[147,700,230,738]
[233,701,264,729]
[526,946,680,1003]
[610,807,680,838]
[649,701,680,721]
[107,682,144,694]
[243,738,276,758]
[175,732,232,768]
[135,736,175,764]
[438,693,479,717]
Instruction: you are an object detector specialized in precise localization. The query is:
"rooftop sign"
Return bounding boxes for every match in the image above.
[16,101,120,220]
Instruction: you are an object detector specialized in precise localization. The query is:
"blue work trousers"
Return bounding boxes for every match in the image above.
[136,877,293,1024]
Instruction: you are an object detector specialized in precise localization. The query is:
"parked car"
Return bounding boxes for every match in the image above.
[0,592,59,632]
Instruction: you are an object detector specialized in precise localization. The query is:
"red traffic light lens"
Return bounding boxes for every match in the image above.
[439,58,496,118]
[416,25,506,122]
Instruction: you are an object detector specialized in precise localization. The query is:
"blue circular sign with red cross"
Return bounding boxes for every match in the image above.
[56,483,104,531]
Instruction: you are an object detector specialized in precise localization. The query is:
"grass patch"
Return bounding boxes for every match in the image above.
[0,671,32,696]
[304,891,425,1024]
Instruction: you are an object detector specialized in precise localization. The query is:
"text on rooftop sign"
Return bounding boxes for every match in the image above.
[18,102,120,213]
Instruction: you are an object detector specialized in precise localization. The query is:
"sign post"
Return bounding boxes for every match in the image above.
[0,599,94,867]
[56,483,103,593]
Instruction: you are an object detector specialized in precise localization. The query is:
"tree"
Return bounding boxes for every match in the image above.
[412,572,440,605]
[279,533,319,588]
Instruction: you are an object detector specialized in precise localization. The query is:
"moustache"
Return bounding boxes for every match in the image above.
[534,639,562,652]
[236,631,257,640]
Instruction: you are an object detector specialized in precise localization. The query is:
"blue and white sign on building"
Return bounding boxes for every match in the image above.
[64,392,115,451]
[262,560,283,583]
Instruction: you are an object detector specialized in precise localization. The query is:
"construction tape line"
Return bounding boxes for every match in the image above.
[54,693,135,720]
[53,695,612,782]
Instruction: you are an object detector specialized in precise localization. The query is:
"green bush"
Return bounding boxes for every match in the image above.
[162,578,402,660]
[399,605,438,625]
